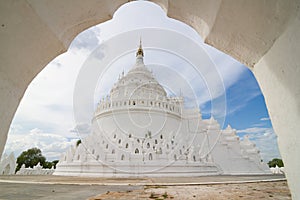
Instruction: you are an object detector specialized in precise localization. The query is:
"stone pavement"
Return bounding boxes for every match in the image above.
[0,174,285,185]
[0,182,141,200]
[0,175,287,200]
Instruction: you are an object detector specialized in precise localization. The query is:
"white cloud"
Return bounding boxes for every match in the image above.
[13,48,91,133]
[69,26,102,50]
[260,117,270,121]
[4,126,79,161]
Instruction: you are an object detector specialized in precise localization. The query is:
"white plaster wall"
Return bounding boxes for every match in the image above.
[152,0,298,66]
[1,0,299,198]
[94,110,181,138]
[254,11,300,199]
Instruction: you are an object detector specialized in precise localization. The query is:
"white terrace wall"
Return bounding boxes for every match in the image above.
[0,0,299,198]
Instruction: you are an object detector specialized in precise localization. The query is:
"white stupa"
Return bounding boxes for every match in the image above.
[54,42,270,177]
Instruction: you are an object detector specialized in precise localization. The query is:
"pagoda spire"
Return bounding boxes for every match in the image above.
[134,38,145,66]
[136,38,144,57]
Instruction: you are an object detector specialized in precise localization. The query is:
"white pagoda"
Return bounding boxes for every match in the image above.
[54,42,270,177]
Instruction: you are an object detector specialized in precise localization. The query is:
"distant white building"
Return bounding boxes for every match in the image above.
[270,165,285,174]
[16,163,54,175]
[0,153,16,175]
[55,42,270,177]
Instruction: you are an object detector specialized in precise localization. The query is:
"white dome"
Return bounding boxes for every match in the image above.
[110,54,167,100]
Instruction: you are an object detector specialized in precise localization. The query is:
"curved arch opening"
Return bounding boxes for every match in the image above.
[0,0,284,188]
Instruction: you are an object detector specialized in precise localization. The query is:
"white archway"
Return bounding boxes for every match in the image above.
[0,0,299,198]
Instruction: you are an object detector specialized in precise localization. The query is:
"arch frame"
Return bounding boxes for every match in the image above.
[0,0,299,198]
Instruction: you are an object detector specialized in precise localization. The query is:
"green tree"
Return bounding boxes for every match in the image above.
[268,158,284,168]
[76,139,81,147]
[43,161,53,169]
[52,160,59,169]
[37,160,59,169]
[16,147,46,172]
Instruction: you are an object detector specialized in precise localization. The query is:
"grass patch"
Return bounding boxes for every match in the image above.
[149,191,173,199]
[149,192,158,199]
[162,192,168,199]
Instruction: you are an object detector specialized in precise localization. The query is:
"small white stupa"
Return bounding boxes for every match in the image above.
[54,42,270,177]
[0,153,16,175]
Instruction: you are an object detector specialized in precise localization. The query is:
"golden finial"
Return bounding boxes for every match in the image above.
[136,38,144,57]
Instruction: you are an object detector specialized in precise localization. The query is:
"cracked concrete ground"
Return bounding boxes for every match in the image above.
[0,175,290,200]
[89,181,291,200]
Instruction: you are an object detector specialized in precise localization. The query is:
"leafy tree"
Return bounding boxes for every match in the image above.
[43,161,53,169]
[52,160,59,169]
[16,147,46,172]
[36,160,59,169]
[268,158,284,168]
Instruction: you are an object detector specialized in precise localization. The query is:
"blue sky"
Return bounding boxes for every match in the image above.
[3,1,280,162]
